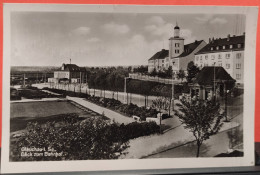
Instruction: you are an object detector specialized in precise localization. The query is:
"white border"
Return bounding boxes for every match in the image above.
[1,4,258,174]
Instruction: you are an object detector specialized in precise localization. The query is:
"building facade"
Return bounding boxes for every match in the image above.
[49,63,87,83]
[148,24,206,74]
[194,34,245,85]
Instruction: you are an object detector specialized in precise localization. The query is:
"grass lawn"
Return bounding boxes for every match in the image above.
[10,101,108,132]
[11,101,87,118]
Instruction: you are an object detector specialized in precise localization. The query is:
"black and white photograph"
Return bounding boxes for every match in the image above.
[1,4,257,174]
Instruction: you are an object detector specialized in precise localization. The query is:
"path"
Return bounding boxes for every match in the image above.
[67,96,134,124]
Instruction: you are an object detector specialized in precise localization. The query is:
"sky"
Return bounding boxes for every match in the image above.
[10,12,245,67]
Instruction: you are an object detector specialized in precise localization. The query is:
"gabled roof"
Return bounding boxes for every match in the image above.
[61,64,86,72]
[193,66,235,86]
[196,35,245,55]
[174,40,204,58]
[148,49,169,61]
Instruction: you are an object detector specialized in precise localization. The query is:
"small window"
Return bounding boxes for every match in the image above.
[230,45,233,49]
[236,74,241,80]
[175,50,179,54]
[211,47,213,50]
[223,45,226,49]
[236,63,241,69]
[205,55,208,60]
[218,62,222,66]
[216,46,219,50]
[211,55,215,60]
[226,64,230,69]
[236,53,242,59]
[226,53,230,59]
[162,60,164,63]
[218,54,221,59]
[238,44,242,48]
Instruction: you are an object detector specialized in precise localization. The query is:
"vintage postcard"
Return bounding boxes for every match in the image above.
[1,4,258,173]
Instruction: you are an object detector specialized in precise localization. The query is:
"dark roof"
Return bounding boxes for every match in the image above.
[196,35,245,54]
[61,64,86,72]
[148,49,169,61]
[174,40,204,58]
[193,66,235,86]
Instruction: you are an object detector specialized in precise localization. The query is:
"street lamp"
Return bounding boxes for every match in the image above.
[124,77,130,104]
[213,62,216,101]
[171,62,175,114]
[225,89,230,122]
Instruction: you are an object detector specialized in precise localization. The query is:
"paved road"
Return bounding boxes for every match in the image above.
[67,96,134,124]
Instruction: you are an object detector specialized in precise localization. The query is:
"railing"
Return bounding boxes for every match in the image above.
[129,73,181,84]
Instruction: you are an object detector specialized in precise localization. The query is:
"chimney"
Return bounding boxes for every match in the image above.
[227,34,230,41]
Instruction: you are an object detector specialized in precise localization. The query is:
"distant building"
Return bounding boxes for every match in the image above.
[189,66,236,100]
[148,24,206,74]
[48,63,87,83]
[195,34,245,85]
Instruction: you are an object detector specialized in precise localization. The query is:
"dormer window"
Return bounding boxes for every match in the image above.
[216,46,219,50]
[211,47,213,51]
[223,45,226,49]
[238,44,242,48]
[230,45,233,49]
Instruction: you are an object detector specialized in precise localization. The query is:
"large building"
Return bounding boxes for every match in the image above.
[148,24,206,74]
[194,34,245,85]
[49,63,87,83]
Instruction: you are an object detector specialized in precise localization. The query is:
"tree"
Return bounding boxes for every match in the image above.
[165,66,173,78]
[176,99,224,157]
[176,69,186,82]
[186,61,200,83]
[151,96,171,134]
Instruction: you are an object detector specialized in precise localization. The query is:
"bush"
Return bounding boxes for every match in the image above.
[10,115,159,161]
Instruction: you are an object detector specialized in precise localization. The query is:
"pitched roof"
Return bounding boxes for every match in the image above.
[196,35,245,54]
[61,64,86,72]
[148,49,169,61]
[193,66,235,86]
[174,40,204,58]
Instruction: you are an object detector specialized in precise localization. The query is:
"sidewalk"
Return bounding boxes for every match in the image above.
[67,96,134,124]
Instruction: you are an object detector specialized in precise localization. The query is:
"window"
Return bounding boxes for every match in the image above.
[236,74,241,80]
[211,55,215,60]
[211,47,213,50]
[223,45,226,49]
[226,53,230,59]
[236,63,241,69]
[230,45,233,49]
[162,60,164,63]
[175,50,179,54]
[162,64,164,67]
[226,64,230,69]
[216,46,219,50]
[200,56,203,62]
[205,55,208,60]
[218,54,222,59]
[236,53,242,59]
[238,44,242,48]
[175,43,180,47]
[218,62,222,66]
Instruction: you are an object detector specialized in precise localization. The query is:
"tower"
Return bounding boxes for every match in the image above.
[169,23,184,59]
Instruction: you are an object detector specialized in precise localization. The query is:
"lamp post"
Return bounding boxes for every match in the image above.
[225,88,230,122]
[213,62,216,101]
[171,62,175,113]
[124,77,130,104]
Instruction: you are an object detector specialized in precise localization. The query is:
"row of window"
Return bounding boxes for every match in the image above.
[196,53,241,61]
[195,63,241,69]
[210,43,242,51]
